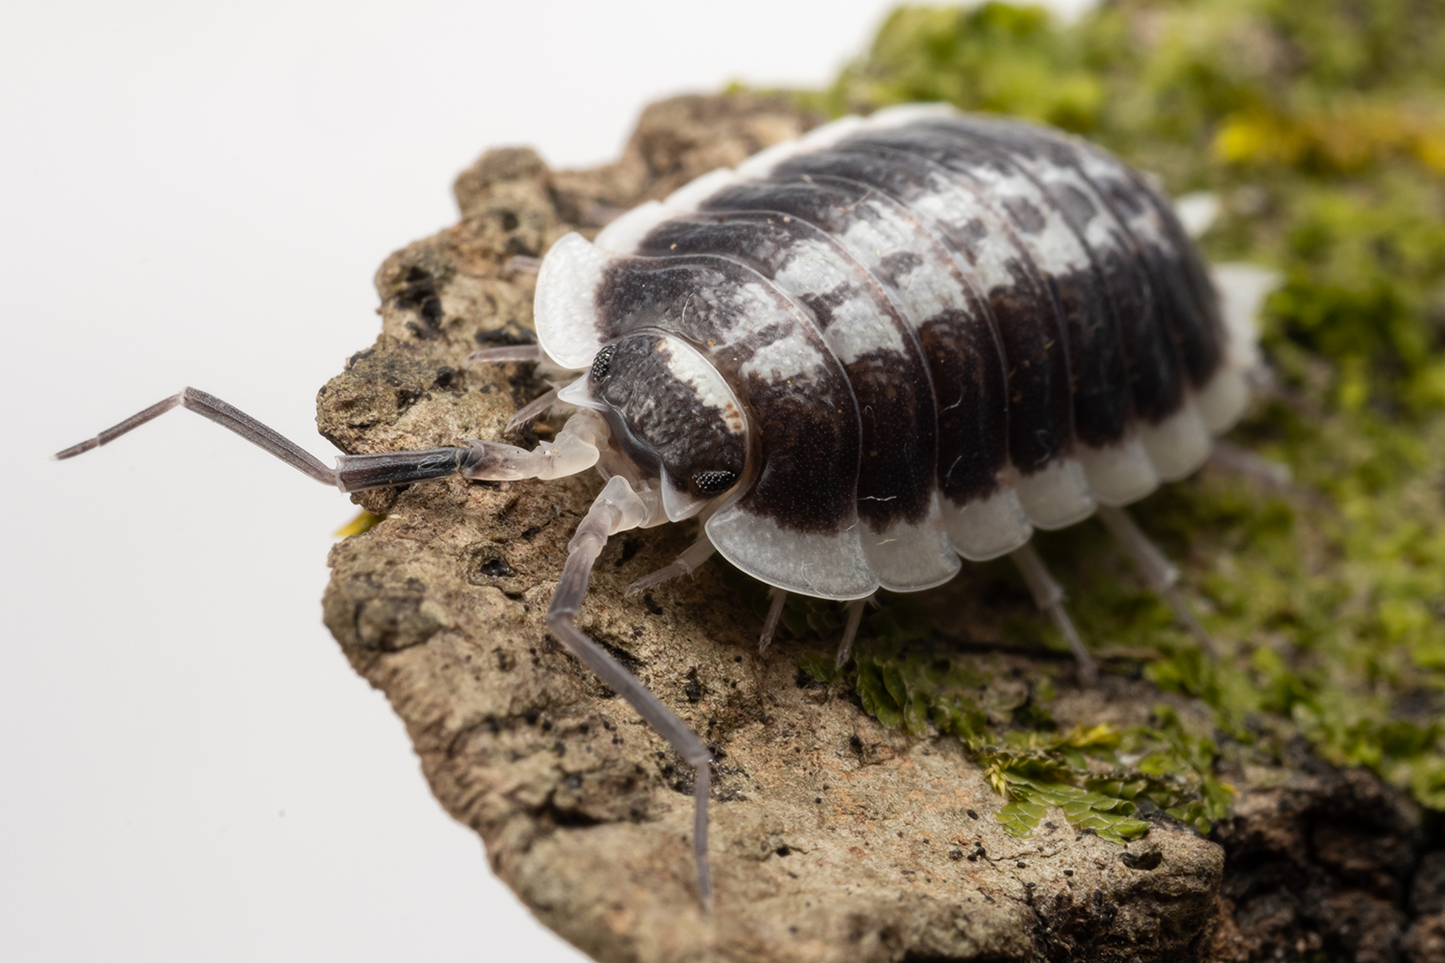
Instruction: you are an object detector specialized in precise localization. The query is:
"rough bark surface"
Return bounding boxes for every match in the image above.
[314,94,1440,963]
[1205,747,1439,963]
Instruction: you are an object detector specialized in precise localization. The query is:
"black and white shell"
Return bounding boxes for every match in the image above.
[534,105,1265,601]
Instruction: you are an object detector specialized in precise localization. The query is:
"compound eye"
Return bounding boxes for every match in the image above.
[589,345,617,382]
[691,470,737,495]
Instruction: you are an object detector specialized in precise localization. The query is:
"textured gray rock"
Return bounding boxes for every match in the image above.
[311,94,1294,963]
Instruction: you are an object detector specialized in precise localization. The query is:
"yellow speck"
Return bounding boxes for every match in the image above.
[670,243,677,250]
[336,510,384,537]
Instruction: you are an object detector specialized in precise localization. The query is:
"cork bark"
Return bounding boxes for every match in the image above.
[314,94,1432,963]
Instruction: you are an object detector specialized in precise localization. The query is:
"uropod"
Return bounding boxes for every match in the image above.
[57,105,1277,908]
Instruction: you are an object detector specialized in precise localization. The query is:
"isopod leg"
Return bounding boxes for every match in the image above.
[1096,506,1216,657]
[626,535,717,596]
[505,385,561,431]
[834,597,868,670]
[1009,544,1099,685]
[503,254,543,275]
[547,476,714,908]
[758,590,787,653]
[1207,439,1291,490]
[466,343,545,364]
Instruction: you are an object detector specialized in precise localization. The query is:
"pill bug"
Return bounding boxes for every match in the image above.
[56,104,1277,909]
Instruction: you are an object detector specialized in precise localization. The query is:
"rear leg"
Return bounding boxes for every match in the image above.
[834,597,869,670]
[1095,505,1216,657]
[626,538,797,657]
[758,590,787,653]
[1207,439,1291,491]
[1009,544,1098,685]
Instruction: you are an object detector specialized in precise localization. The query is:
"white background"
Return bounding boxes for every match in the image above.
[3,1,1092,960]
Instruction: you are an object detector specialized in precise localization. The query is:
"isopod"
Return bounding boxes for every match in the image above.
[56,104,1277,908]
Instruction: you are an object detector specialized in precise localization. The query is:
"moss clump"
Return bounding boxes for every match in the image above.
[770,0,1445,834]
[792,598,1234,841]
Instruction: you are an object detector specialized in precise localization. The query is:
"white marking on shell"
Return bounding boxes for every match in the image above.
[859,104,1093,276]
[1077,437,1160,507]
[534,232,610,369]
[901,175,1020,291]
[772,238,905,364]
[890,257,967,323]
[705,498,878,601]
[736,137,815,178]
[1112,194,1172,252]
[820,296,905,365]
[1020,156,1130,259]
[800,114,868,149]
[594,200,671,254]
[738,327,826,384]
[1137,401,1212,482]
[1071,146,1176,250]
[1013,458,1096,530]
[835,207,964,322]
[959,161,1093,276]
[864,103,960,128]
[657,336,746,435]
[940,484,1034,561]
[860,494,962,592]
[664,168,742,212]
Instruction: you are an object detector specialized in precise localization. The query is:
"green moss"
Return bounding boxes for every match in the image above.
[766,0,1445,832]
[791,597,1236,839]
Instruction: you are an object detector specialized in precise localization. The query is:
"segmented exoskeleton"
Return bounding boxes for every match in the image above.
[56,105,1277,908]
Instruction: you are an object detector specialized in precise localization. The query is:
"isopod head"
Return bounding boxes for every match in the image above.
[559,332,749,522]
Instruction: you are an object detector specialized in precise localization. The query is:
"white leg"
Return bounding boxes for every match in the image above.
[466,343,544,364]
[1096,506,1216,656]
[1009,544,1098,685]
[834,597,869,670]
[504,254,543,275]
[758,590,787,653]
[546,476,714,908]
[1207,439,1291,490]
[626,535,717,596]
[505,385,561,431]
